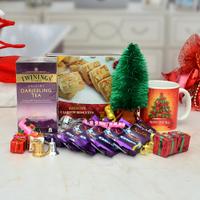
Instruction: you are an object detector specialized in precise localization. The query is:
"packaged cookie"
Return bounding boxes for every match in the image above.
[47,54,120,119]
[59,72,85,100]
[69,59,88,72]
[63,56,81,66]
[98,76,112,102]
[89,65,111,92]
[57,56,68,74]
[79,61,101,85]
[59,88,76,101]
[57,61,67,74]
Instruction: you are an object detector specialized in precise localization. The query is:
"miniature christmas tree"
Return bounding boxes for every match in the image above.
[110,43,148,112]
[149,93,171,119]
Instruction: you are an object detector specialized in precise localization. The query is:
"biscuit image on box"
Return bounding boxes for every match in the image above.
[98,76,112,102]
[57,57,68,74]
[70,59,88,72]
[63,56,81,66]
[79,61,100,85]
[59,88,76,100]
[58,56,87,74]
[59,72,85,100]
[89,65,111,92]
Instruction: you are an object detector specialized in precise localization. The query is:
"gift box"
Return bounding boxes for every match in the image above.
[153,131,191,158]
[47,54,119,120]
[10,138,26,154]
[13,133,28,150]
[153,133,175,157]
[176,132,190,153]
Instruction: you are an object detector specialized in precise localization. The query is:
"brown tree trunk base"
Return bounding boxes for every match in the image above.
[116,109,136,124]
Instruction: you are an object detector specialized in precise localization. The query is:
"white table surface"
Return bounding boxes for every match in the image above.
[0,24,71,56]
[0,107,200,200]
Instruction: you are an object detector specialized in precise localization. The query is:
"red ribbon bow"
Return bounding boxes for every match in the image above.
[162,34,200,111]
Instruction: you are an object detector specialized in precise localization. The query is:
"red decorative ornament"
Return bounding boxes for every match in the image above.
[162,34,200,111]
[0,17,15,29]
[0,17,25,83]
[0,56,19,83]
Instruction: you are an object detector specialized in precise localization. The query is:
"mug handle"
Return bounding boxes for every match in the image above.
[178,88,191,121]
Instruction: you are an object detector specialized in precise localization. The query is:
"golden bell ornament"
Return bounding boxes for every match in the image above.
[32,140,50,157]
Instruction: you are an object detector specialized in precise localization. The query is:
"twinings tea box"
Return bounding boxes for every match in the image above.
[16,57,58,134]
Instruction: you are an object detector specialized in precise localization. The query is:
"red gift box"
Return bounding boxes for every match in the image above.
[168,132,181,154]
[153,133,177,157]
[10,138,26,154]
[13,133,28,150]
[177,132,190,153]
[153,131,191,158]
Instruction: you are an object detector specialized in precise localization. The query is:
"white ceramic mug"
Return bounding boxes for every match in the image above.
[141,80,191,131]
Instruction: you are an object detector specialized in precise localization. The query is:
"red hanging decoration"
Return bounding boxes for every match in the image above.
[0,17,15,29]
[0,17,25,83]
[0,40,25,49]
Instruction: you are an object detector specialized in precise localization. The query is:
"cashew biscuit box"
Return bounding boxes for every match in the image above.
[54,54,119,119]
[16,57,58,133]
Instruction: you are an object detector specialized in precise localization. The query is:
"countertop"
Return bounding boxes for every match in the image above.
[0,107,200,200]
[0,24,71,56]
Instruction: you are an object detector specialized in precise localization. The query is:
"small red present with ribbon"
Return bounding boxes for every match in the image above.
[10,138,26,154]
[153,133,177,157]
[174,131,190,153]
[153,131,190,158]
[162,34,200,111]
[13,132,28,150]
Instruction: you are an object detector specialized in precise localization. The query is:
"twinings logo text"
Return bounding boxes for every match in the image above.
[16,74,57,83]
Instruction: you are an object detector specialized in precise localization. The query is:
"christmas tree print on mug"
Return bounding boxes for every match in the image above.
[149,93,171,119]
[141,80,191,131]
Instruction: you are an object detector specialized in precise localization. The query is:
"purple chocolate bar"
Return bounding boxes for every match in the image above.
[108,128,142,156]
[71,124,97,156]
[86,126,118,157]
[57,130,81,152]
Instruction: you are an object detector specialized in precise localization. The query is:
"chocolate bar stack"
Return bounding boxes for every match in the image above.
[153,131,191,158]
[45,116,155,158]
